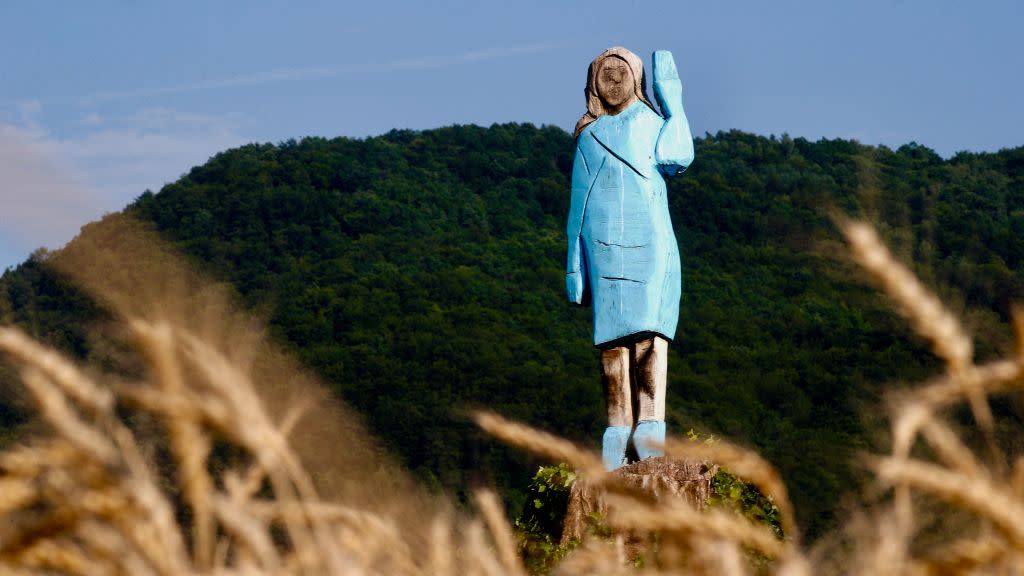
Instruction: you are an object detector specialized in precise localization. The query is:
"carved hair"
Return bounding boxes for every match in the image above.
[574,46,659,139]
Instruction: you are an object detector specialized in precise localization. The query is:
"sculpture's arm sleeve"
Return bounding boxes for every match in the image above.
[652,50,695,175]
[566,144,589,305]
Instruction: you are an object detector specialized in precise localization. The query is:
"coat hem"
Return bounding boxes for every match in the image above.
[594,330,673,350]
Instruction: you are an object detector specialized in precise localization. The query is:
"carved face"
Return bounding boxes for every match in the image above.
[595,56,635,114]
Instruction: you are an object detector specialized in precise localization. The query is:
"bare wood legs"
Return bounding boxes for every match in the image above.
[599,335,668,468]
[600,346,632,427]
[635,336,668,422]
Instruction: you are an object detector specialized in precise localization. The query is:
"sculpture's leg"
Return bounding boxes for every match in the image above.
[601,346,632,471]
[633,336,668,460]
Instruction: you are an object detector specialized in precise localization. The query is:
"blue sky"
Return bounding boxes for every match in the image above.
[1,0,1022,271]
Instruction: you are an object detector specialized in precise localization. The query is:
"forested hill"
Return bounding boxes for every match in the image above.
[3,124,1024,538]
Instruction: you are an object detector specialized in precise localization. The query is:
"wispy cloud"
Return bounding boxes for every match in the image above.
[0,121,103,269]
[383,42,560,71]
[81,67,338,105]
[79,43,561,105]
[0,104,247,269]
[47,108,248,196]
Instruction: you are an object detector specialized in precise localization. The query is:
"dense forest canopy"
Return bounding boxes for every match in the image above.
[3,124,1024,538]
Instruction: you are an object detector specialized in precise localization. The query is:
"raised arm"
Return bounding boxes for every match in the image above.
[652,50,695,175]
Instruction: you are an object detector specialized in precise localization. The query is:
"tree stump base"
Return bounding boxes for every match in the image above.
[560,457,716,546]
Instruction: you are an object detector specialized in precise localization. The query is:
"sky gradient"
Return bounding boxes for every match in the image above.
[1,0,1022,271]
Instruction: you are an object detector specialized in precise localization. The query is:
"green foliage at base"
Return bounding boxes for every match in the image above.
[709,470,784,540]
[514,464,578,574]
[691,428,783,539]
[515,460,785,573]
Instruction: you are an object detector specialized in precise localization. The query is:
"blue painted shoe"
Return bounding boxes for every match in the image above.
[633,420,666,460]
[602,426,631,471]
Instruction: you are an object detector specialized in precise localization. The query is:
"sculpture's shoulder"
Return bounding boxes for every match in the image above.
[609,102,665,145]
[577,120,598,141]
[575,122,601,164]
[635,102,664,123]
[613,101,662,128]
[585,102,663,145]
[620,104,664,164]
[632,103,665,137]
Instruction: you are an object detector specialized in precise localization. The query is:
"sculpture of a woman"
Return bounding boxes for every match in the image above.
[565,47,694,470]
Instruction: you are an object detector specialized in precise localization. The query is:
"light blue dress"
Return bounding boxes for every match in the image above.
[566,52,694,347]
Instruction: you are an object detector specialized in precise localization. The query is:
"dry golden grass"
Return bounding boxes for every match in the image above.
[1,216,1023,574]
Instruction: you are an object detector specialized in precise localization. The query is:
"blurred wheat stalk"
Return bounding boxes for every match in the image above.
[1,219,1023,575]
